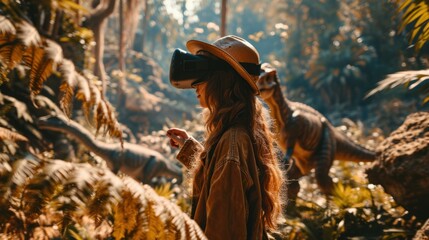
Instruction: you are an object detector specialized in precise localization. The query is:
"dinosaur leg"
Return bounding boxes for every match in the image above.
[286,159,303,206]
[314,126,335,196]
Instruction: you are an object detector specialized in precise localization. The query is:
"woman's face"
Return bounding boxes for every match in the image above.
[194,82,208,108]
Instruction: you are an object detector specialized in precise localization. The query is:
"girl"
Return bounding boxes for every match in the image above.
[167,35,285,240]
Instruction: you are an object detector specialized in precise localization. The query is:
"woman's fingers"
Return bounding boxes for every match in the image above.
[167,128,189,148]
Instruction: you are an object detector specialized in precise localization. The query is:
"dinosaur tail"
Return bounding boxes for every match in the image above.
[334,131,376,162]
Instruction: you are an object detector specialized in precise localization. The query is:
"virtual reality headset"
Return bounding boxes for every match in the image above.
[169,48,231,89]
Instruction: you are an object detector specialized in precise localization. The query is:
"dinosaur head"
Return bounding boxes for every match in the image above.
[257,63,280,100]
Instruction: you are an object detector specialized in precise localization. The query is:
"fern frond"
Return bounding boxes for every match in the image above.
[0,15,16,35]
[154,182,174,199]
[75,74,91,102]
[121,178,206,240]
[23,160,74,221]
[95,101,108,135]
[58,61,77,117]
[104,101,123,145]
[16,21,41,47]
[86,170,122,227]
[43,39,63,68]
[1,159,204,239]
[112,189,140,239]
[23,45,52,96]
[62,164,98,205]
[0,127,28,142]
[3,95,33,122]
[0,35,25,69]
[0,153,12,189]
[8,159,40,208]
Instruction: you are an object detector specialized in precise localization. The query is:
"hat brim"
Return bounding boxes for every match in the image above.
[186,40,260,95]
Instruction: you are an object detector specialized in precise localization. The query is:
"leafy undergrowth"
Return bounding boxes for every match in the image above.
[0,103,424,239]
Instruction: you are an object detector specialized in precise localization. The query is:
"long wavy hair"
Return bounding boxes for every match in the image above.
[199,68,285,230]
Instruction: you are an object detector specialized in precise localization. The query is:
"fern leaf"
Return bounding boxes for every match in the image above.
[8,159,40,207]
[44,39,63,68]
[87,84,101,124]
[112,189,140,239]
[86,170,122,227]
[104,101,123,145]
[0,36,25,69]
[95,101,108,135]
[75,74,91,102]
[144,196,165,239]
[23,45,51,96]
[0,127,28,142]
[154,182,174,199]
[3,95,33,122]
[0,15,16,35]
[59,81,75,117]
[23,160,74,221]
[16,21,41,47]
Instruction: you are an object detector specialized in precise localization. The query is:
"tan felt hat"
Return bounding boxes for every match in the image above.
[186,35,261,95]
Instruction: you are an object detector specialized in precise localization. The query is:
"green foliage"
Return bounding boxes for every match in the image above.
[399,0,429,52]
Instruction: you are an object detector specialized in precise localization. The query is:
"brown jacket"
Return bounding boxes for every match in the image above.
[177,126,266,240]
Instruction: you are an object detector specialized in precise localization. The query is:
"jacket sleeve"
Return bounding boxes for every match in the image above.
[204,157,252,240]
[176,136,204,169]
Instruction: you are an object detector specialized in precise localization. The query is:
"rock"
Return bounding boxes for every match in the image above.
[366,112,429,220]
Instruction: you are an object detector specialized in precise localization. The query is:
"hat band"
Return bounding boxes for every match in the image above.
[240,62,261,76]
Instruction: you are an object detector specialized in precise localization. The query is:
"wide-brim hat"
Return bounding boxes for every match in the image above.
[186,35,261,95]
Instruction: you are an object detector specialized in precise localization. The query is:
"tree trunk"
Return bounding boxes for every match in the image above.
[117,0,126,113]
[366,111,429,220]
[85,0,118,97]
[220,0,227,37]
[141,0,150,53]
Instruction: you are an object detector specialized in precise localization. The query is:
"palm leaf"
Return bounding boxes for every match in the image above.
[398,0,429,52]
[366,69,429,98]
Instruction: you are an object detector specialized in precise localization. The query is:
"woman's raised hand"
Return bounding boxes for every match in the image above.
[166,128,190,148]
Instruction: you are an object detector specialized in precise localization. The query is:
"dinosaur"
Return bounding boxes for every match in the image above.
[257,63,376,205]
[38,115,183,184]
